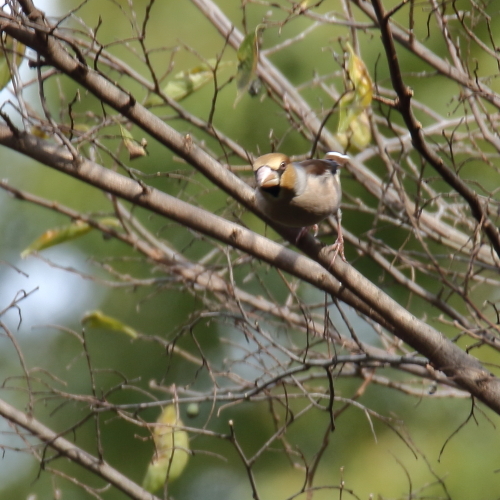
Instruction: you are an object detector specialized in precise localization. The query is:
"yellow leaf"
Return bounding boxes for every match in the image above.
[21,218,120,258]
[30,125,50,139]
[346,43,373,108]
[142,405,190,492]
[118,124,147,160]
[337,109,371,150]
[336,43,373,151]
[81,310,138,339]
[337,90,357,135]
[32,123,92,140]
[21,221,92,258]
[0,35,25,92]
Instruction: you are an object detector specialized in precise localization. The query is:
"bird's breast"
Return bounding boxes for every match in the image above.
[255,173,341,227]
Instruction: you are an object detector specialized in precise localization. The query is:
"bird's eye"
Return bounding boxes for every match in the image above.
[279,161,286,170]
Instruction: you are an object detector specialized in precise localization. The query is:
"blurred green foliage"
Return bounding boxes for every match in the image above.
[1,0,500,499]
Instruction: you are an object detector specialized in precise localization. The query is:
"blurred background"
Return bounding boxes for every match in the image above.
[1,0,500,499]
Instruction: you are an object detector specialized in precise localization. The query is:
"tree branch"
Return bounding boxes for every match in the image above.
[0,397,159,500]
[1,123,500,414]
[189,0,499,268]
[369,0,500,258]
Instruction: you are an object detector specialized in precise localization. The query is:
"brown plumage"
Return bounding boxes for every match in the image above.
[253,152,348,262]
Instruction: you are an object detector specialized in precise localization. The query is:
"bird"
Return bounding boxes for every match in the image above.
[253,151,349,263]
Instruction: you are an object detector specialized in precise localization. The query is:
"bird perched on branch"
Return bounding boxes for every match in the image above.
[253,151,348,263]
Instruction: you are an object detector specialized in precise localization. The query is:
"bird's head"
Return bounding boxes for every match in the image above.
[253,153,295,194]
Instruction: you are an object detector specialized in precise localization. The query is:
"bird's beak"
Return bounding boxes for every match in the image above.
[255,166,280,188]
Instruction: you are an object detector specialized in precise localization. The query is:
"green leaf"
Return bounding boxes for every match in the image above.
[337,109,371,150]
[145,59,233,106]
[81,310,139,339]
[336,43,373,151]
[21,218,120,258]
[142,405,190,492]
[186,403,200,418]
[21,220,92,258]
[0,36,25,92]
[345,43,372,108]
[234,25,264,106]
[337,90,357,135]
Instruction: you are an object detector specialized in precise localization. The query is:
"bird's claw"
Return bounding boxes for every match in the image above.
[329,235,346,267]
[295,219,346,268]
[329,219,346,267]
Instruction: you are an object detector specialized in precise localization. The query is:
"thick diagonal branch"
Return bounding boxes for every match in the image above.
[1,125,500,414]
[2,1,500,414]
[190,0,498,268]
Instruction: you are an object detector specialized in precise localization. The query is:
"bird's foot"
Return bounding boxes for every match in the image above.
[328,227,346,267]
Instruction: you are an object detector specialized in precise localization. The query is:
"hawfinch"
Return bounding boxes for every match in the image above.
[253,152,348,262]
